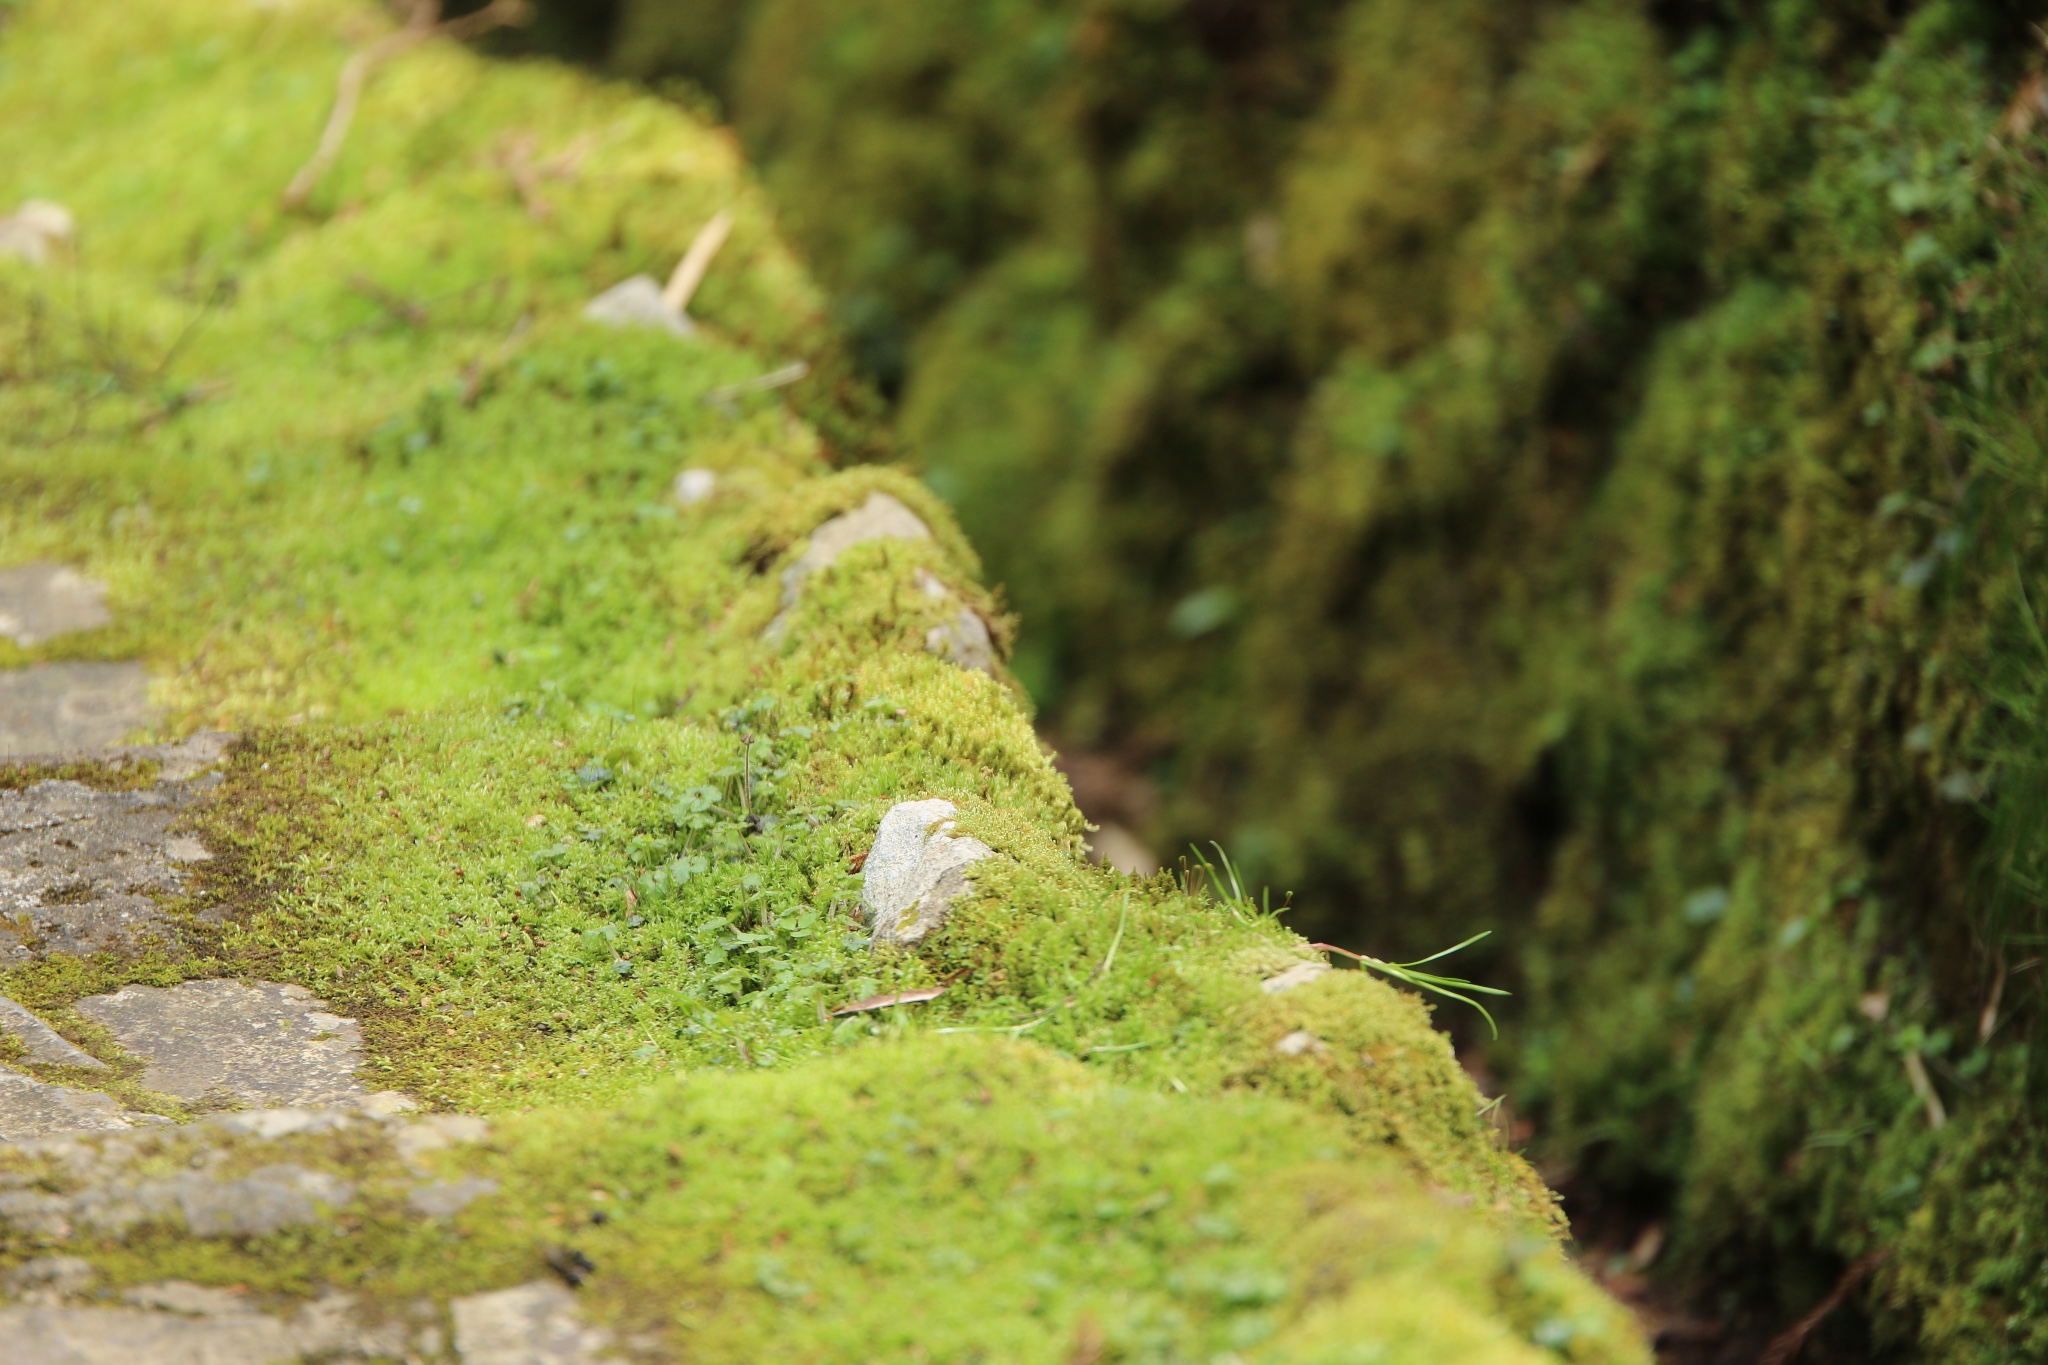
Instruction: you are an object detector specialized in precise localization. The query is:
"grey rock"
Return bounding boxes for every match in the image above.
[0,778,192,961]
[863,799,993,950]
[582,275,695,337]
[409,1176,501,1217]
[76,980,371,1109]
[0,997,104,1068]
[0,1067,132,1141]
[0,564,112,647]
[0,663,149,756]
[1260,961,1332,994]
[452,1281,613,1365]
[780,493,932,608]
[913,569,998,674]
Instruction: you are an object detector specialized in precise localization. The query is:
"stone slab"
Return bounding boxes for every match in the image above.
[0,564,112,647]
[0,734,231,963]
[0,1066,132,1142]
[76,980,371,1110]
[0,996,105,1068]
[0,663,149,756]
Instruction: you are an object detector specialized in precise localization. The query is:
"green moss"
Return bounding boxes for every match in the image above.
[0,1,1635,1356]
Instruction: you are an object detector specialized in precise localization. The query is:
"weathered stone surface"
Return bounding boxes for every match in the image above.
[913,569,998,674]
[76,980,371,1110]
[582,274,695,337]
[0,564,112,647]
[780,493,932,608]
[0,1286,410,1364]
[863,799,993,949]
[0,663,149,756]
[0,997,105,1068]
[452,1281,613,1365]
[0,1068,131,1141]
[0,736,231,962]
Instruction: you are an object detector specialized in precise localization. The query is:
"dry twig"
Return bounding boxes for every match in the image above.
[664,209,735,313]
[283,0,533,209]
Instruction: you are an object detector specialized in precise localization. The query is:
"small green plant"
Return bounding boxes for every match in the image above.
[1191,843,1508,1036]
[1187,843,1291,926]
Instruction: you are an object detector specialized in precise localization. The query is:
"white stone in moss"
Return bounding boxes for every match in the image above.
[581,274,695,337]
[673,467,718,506]
[1274,1030,1328,1056]
[863,799,992,950]
[914,569,998,674]
[1260,961,1331,994]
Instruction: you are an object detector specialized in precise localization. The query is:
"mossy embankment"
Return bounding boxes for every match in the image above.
[0,2,1643,1358]
[607,0,2048,1356]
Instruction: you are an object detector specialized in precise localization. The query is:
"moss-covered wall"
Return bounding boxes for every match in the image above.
[0,1,1651,1358]
[609,0,2048,1356]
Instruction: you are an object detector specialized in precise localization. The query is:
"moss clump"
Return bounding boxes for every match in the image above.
[0,1,1637,1357]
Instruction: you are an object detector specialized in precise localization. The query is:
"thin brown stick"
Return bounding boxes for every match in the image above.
[283,0,532,210]
[1758,1250,1891,1365]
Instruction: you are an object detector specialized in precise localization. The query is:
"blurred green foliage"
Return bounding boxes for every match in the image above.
[599,0,2048,1355]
